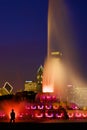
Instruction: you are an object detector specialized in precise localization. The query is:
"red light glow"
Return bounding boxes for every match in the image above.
[0,100,26,119]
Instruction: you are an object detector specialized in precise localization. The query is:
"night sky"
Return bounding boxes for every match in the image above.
[0,0,48,92]
[63,0,87,84]
[0,0,87,92]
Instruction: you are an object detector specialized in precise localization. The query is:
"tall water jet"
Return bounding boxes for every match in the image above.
[47,0,79,70]
[43,0,74,99]
[42,0,87,104]
[47,0,87,84]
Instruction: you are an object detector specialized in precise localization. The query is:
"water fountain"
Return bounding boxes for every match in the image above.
[42,0,71,102]
[1,0,87,122]
[42,0,87,108]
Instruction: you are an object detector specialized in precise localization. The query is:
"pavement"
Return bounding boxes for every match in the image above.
[0,119,87,129]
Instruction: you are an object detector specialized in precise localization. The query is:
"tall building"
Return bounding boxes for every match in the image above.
[0,82,13,95]
[36,65,43,92]
[24,81,37,92]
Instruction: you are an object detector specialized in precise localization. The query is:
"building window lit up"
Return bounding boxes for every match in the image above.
[24,81,37,92]
[36,65,43,92]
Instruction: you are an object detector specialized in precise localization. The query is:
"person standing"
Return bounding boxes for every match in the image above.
[10,109,15,123]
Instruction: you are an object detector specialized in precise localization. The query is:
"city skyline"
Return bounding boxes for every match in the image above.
[0,0,48,92]
[0,0,87,92]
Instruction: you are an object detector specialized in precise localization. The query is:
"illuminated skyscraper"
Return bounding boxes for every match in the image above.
[24,81,37,92]
[0,82,13,95]
[36,65,43,92]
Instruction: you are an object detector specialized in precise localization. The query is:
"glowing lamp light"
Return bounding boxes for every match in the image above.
[82,113,87,118]
[74,106,78,110]
[45,105,52,109]
[75,113,82,118]
[53,105,59,110]
[0,112,6,118]
[31,105,37,110]
[45,112,54,118]
[55,113,63,118]
[46,96,51,99]
[68,113,74,118]
[37,105,44,109]
[35,113,43,118]
[42,85,54,93]
[52,95,56,99]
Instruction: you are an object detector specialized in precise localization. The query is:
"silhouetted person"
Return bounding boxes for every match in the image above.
[58,105,69,120]
[61,107,69,119]
[10,109,15,123]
